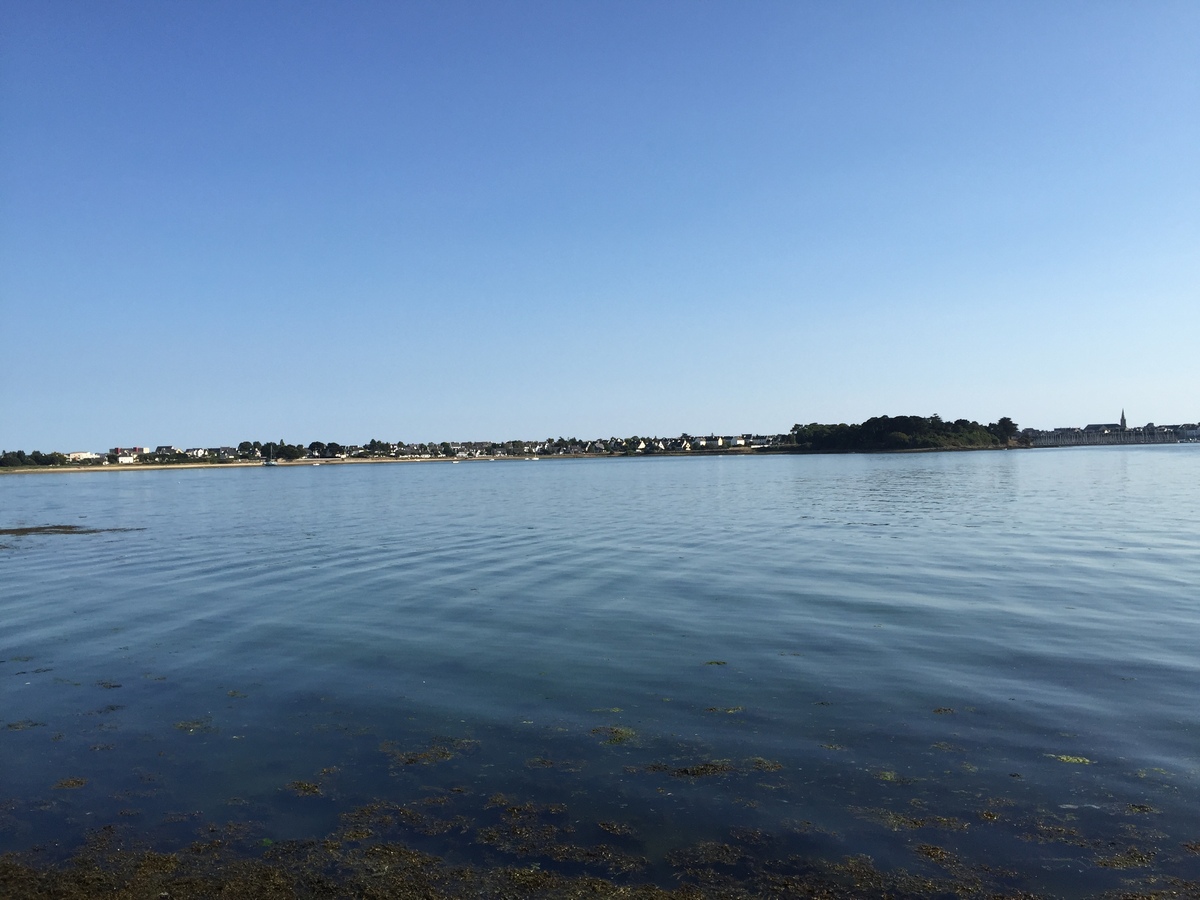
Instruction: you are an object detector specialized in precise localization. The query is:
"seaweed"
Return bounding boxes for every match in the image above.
[597,820,633,837]
[1097,846,1156,868]
[380,737,480,767]
[748,757,782,772]
[874,769,916,784]
[476,795,645,874]
[851,806,968,833]
[590,725,636,745]
[914,844,951,862]
[173,717,216,734]
[671,761,736,779]
[0,525,144,536]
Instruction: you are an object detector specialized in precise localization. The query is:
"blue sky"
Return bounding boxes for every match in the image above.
[2,1,1197,450]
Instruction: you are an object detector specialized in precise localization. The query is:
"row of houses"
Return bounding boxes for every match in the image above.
[82,434,796,464]
[294,435,790,459]
[100,445,242,464]
[445,434,789,457]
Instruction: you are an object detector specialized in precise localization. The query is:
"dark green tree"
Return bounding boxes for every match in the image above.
[988,417,1018,441]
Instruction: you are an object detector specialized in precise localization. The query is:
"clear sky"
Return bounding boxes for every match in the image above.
[2,1,1197,450]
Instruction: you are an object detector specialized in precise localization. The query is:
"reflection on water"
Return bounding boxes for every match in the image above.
[2,446,1199,897]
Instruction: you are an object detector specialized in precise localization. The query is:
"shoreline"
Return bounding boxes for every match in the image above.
[0,444,1031,476]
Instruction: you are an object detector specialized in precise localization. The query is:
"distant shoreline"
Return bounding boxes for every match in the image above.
[0,443,1036,475]
[16,439,1194,478]
[0,456,449,474]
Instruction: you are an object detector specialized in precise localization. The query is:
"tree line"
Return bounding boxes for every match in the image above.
[788,415,1019,452]
[0,450,69,468]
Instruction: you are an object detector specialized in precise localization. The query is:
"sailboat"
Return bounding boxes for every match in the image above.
[263,445,279,467]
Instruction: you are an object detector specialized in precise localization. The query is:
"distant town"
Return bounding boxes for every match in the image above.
[2,413,1196,470]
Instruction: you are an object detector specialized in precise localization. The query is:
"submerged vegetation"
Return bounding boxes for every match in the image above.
[8,624,1191,897]
[381,737,481,767]
[0,830,1038,899]
[5,769,1199,899]
[590,725,637,745]
[5,669,1200,899]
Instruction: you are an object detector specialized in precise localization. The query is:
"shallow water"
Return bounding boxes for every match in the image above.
[2,447,1199,895]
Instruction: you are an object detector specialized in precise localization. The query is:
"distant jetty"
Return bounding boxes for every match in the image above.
[1029,410,1182,448]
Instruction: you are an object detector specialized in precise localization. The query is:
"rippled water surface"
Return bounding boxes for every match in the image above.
[2,448,1199,896]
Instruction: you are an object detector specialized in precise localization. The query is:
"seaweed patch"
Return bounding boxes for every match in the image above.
[380,737,480,767]
[0,525,144,536]
[590,725,636,745]
[6,720,46,731]
[1097,846,1156,868]
[173,717,216,734]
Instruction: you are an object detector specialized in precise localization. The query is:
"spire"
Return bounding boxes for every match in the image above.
[1120,409,1126,430]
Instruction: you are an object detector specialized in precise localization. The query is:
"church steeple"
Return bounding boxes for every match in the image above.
[1120,409,1126,431]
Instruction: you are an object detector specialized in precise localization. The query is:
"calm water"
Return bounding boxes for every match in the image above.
[2,448,1198,895]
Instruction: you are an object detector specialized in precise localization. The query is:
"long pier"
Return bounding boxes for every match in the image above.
[1031,430,1178,448]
